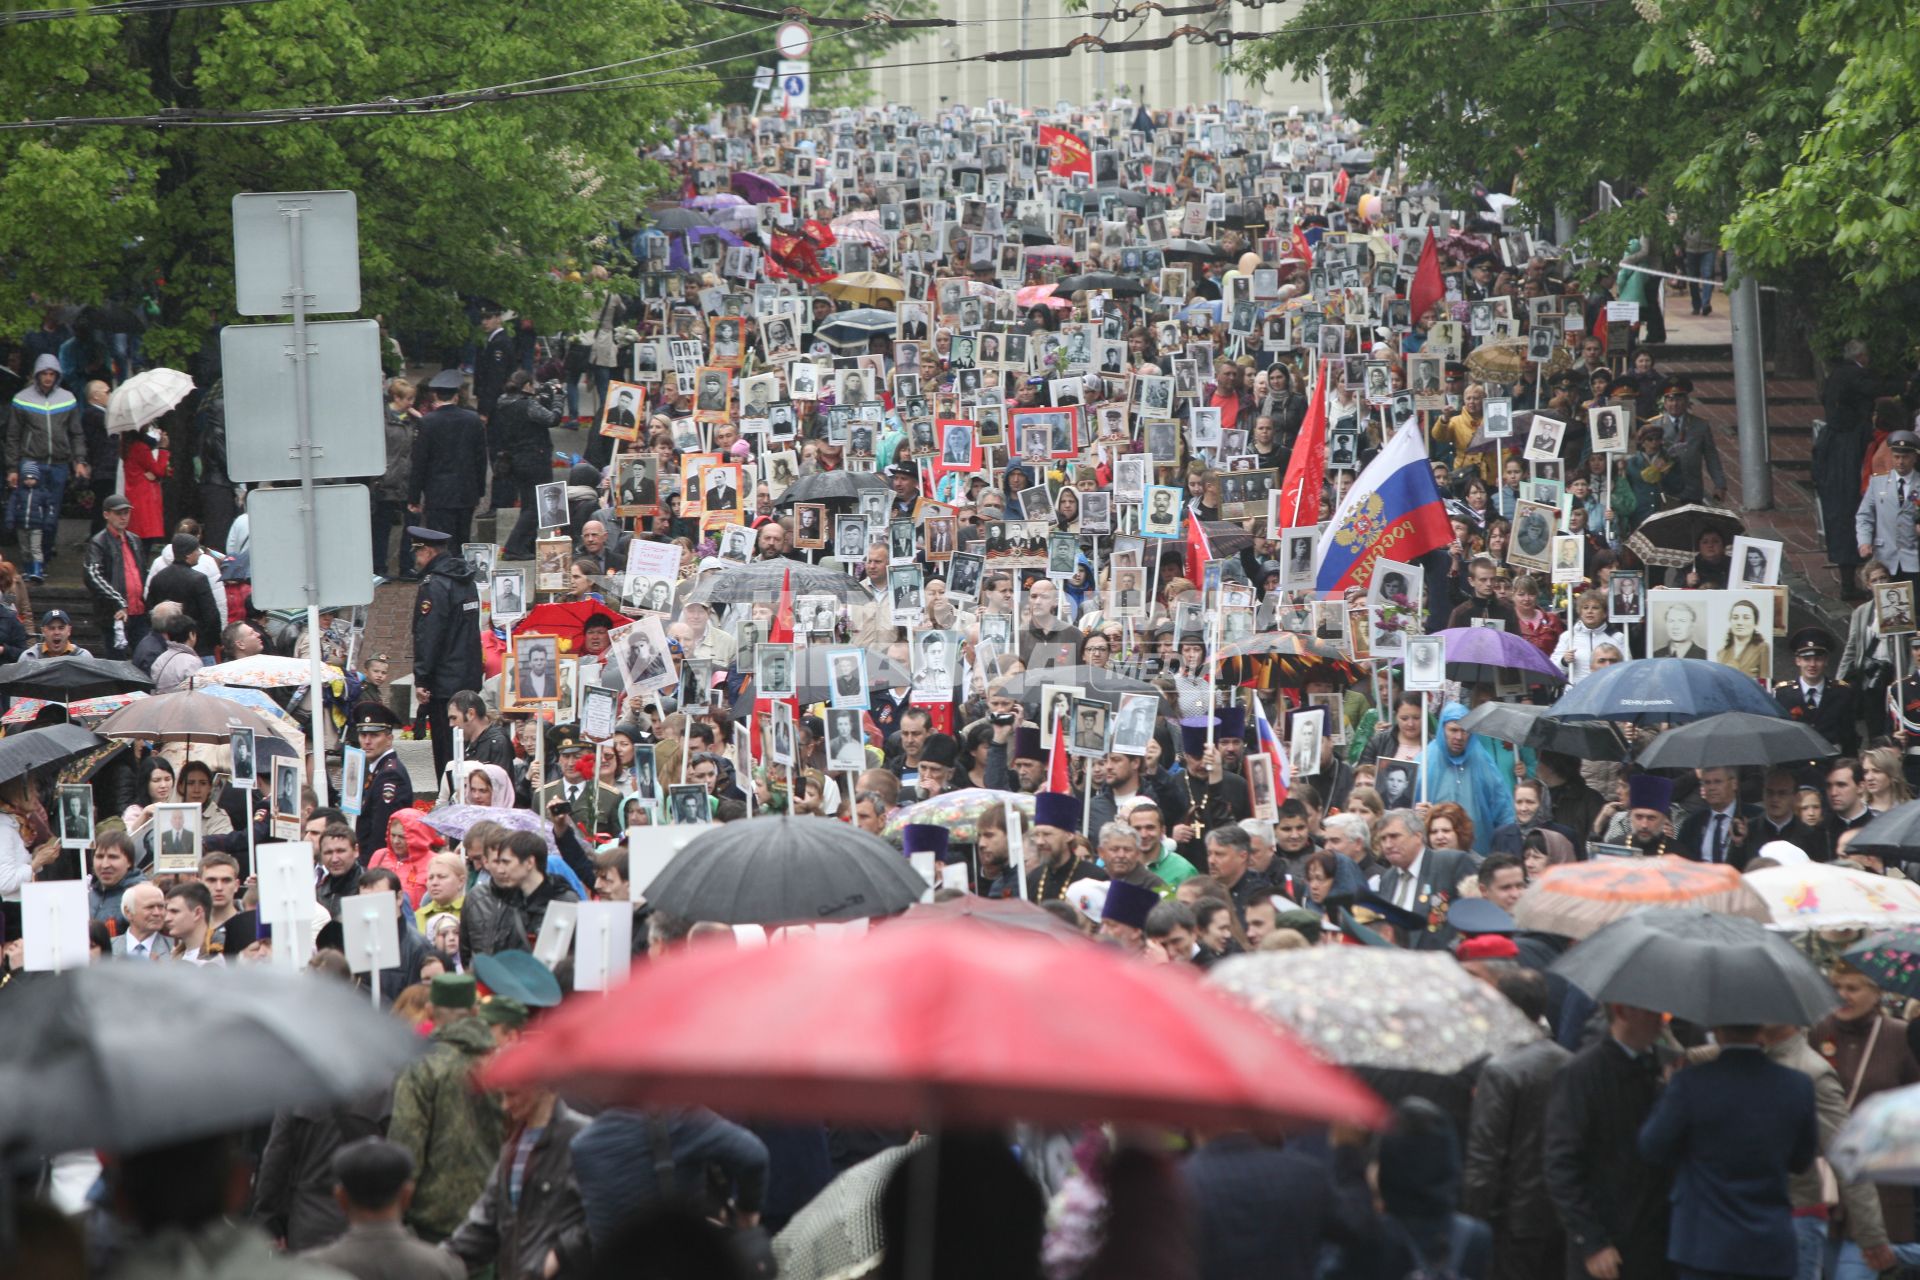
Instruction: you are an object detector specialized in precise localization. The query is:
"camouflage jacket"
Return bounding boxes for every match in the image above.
[387,1016,505,1240]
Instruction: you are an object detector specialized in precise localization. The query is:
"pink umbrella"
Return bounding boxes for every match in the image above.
[1016,283,1070,312]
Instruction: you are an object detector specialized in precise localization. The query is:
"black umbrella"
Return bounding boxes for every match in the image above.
[1092,186,1149,209]
[1848,799,1920,858]
[773,470,890,508]
[1549,910,1838,1027]
[643,815,929,925]
[1633,711,1837,770]
[0,655,152,700]
[1159,238,1227,262]
[0,964,424,1156]
[1054,272,1146,297]
[0,722,104,775]
[683,561,871,606]
[1455,701,1626,758]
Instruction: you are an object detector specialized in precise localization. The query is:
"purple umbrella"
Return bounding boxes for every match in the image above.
[1412,626,1565,685]
[730,171,785,204]
[421,804,560,858]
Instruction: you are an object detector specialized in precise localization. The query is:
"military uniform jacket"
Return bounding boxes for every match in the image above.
[537,777,623,836]
[1857,468,1920,573]
[355,749,414,857]
[412,552,484,698]
[388,1017,507,1240]
[1774,679,1861,757]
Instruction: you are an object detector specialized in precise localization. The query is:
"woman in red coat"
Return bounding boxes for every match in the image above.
[121,425,170,541]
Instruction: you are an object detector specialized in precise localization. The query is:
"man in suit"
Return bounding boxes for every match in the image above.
[1676,767,1761,868]
[1543,1002,1674,1280]
[536,731,621,837]
[1773,627,1860,757]
[1750,768,1829,863]
[158,808,196,862]
[110,882,174,960]
[1373,808,1477,951]
[1652,601,1708,660]
[303,1138,464,1280]
[1637,1024,1817,1280]
[832,654,864,701]
[517,642,557,700]
[1856,430,1920,585]
[1465,970,1575,1280]
[704,468,738,514]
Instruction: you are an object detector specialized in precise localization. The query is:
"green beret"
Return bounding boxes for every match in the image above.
[474,949,564,1009]
[430,972,477,1009]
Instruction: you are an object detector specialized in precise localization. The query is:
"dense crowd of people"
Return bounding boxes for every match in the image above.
[8,94,1920,1280]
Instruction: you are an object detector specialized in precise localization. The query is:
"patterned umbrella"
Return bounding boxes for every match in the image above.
[1512,855,1770,939]
[1016,283,1070,312]
[1841,931,1920,1000]
[196,685,296,722]
[1208,948,1543,1075]
[1744,864,1920,931]
[1216,632,1363,686]
[1464,338,1572,382]
[828,217,891,251]
[882,789,1036,843]
[191,655,345,689]
[1,691,148,725]
[420,804,559,857]
[1625,504,1745,570]
[1833,1083,1920,1185]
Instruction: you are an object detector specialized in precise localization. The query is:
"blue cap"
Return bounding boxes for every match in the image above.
[1012,725,1044,762]
[1355,890,1430,935]
[1446,897,1515,937]
[1101,879,1158,930]
[1628,774,1674,813]
[1033,791,1079,834]
[406,526,452,543]
[902,823,949,858]
[1178,717,1216,758]
[1214,705,1246,740]
[427,367,464,390]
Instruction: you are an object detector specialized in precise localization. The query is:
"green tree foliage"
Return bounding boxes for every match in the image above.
[0,0,711,362]
[1235,0,1920,364]
[696,0,938,108]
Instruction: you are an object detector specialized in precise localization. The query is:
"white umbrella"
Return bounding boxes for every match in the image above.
[105,367,194,434]
[1744,863,1920,931]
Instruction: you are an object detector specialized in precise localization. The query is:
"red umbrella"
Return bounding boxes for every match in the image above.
[510,601,641,654]
[483,922,1386,1133]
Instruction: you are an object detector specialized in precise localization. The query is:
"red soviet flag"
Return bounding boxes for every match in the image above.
[1407,227,1443,323]
[1039,126,1092,179]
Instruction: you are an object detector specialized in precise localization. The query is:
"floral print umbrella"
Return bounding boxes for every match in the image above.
[1512,855,1769,939]
[1834,1083,1920,1185]
[1208,948,1542,1075]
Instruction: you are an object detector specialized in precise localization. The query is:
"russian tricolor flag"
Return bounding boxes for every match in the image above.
[1252,697,1289,805]
[1311,421,1452,596]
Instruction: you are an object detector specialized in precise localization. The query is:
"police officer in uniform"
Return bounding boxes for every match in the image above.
[1774,627,1860,757]
[353,701,414,858]
[409,526,483,776]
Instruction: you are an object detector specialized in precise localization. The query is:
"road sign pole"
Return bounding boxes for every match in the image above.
[284,207,330,806]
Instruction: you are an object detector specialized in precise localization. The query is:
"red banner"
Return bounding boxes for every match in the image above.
[1039,126,1092,178]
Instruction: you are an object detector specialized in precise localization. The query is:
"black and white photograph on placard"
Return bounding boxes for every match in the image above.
[1374,758,1420,810]
[1068,697,1110,758]
[535,482,569,530]
[1731,535,1782,588]
[825,708,867,774]
[911,629,955,700]
[1588,403,1628,455]
[946,552,984,601]
[1524,415,1566,464]
[1111,693,1156,756]
[1405,635,1446,691]
[1483,398,1512,440]
[229,727,256,788]
[1281,527,1319,590]
[59,784,91,848]
[833,515,869,561]
[1289,708,1324,779]
[756,643,795,698]
[827,648,870,710]
[151,802,203,875]
[889,565,924,621]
